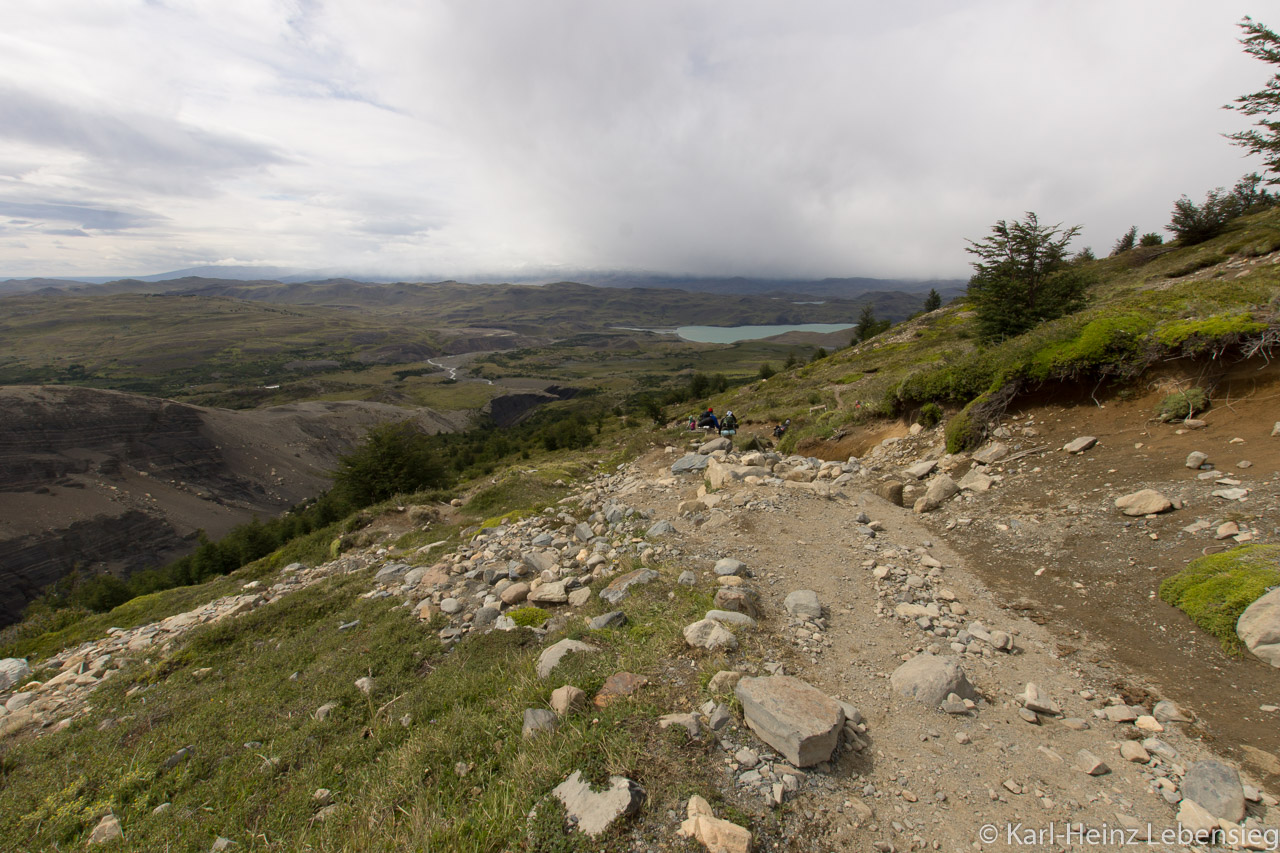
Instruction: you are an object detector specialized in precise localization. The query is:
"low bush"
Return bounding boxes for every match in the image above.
[918,402,943,428]
[1155,387,1210,422]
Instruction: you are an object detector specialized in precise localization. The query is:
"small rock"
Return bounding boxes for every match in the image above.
[1120,742,1150,763]
[1114,489,1173,516]
[550,685,588,716]
[523,708,559,738]
[714,558,746,577]
[783,590,822,620]
[588,611,627,630]
[536,639,599,680]
[1064,436,1097,454]
[679,795,753,853]
[890,654,977,706]
[594,672,648,708]
[1075,749,1110,776]
[683,619,738,651]
[550,770,645,836]
[88,814,123,845]
[1185,451,1209,469]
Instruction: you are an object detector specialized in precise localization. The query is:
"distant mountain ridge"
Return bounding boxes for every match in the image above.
[1,265,967,303]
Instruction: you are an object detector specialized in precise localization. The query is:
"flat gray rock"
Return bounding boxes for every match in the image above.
[704,609,757,627]
[905,460,937,479]
[699,437,731,454]
[1182,760,1245,822]
[536,639,599,679]
[551,770,645,836]
[783,590,822,620]
[599,569,659,605]
[890,654,977,707]
[1238,587,1280,668]
[671,453,710,474]
[735,675,844,767]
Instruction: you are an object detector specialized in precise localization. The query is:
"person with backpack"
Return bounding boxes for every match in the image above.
[720,410,738,436]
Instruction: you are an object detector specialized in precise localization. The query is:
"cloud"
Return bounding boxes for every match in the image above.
[0,0,1270,278]
[0,86,288,196]
[0,200,163,231]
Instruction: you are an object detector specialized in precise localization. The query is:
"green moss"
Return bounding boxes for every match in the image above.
[1028,313,1153,379]
[507,606,551,627]
[1153,313,1267,351]
[1159,545,1280,652]
[944,403,980,454]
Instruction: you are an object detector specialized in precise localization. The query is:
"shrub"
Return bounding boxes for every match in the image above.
[918,402,943,428]
[332,421,448,507]
[758,362,776,380]
[1167,189,1235,244]
[1111,226,1138,255]
[1155,387,1210,422]
[1139,232,1164,247]
[944,405,980,454]
[1159,545,1280,651]
[507,606,551,628]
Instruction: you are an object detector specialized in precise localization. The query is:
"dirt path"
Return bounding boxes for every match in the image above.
[625,440,1278,851]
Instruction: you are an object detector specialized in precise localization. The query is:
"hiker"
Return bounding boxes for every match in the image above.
[773,418,790,438]
[697,407,719,430]
[720,410,738,436]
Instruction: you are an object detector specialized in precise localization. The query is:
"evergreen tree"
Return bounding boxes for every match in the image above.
[1226,17,1280,183]
[965,213,1091,342]
[923,288,942,312]
[1111,225,1137,255]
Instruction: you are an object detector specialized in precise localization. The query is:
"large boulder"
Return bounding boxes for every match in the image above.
[0,658,31,692]
[734,675,844,767]
[890,654,977,707]
[1181,760,1246,822]
[1238,587,1280,668]
[550,770,645,836]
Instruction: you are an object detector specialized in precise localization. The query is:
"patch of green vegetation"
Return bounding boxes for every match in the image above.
[918,402,943,428]
[1159,545,1280,652]
[1027,313,1154,379]
[508,606,551,628]
[1155,387,1210,422]
[1153,313,1267,350]
[944,403,980,454]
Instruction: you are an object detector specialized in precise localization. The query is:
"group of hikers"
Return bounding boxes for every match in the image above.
[688,407,789,441]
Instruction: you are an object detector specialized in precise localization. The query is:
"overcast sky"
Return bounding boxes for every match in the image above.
[0,1,1271,280]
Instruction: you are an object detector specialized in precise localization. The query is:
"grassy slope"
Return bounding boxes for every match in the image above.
[701,207,1280,453]
[0,455,766,851]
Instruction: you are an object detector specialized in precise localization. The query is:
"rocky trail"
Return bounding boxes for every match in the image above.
[3,389,1279,851]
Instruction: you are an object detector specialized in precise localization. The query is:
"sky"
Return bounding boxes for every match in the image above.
[0,1,1272,281]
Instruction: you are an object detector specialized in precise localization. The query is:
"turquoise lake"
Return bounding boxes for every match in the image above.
[674,323,854,343]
